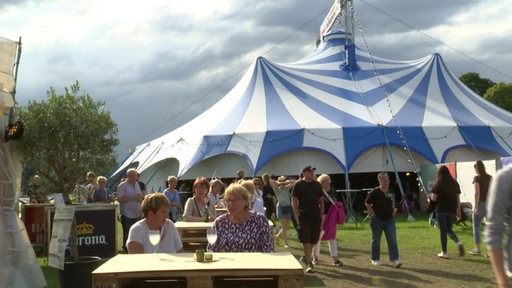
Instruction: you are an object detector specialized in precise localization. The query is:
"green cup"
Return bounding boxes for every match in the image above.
[204,253,213,261]
[195,249,205,262]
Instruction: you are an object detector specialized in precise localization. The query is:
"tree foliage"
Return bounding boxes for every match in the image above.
[459,72,496,96]
[14,81,119,194]
[484,82,512,113]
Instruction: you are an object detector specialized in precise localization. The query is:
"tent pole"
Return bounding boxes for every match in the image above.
[382,125,415,221]
[344,170,350,190]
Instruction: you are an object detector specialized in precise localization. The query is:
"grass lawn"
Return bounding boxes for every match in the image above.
[38,213,496,287]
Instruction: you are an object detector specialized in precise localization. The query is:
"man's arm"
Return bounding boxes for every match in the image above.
[489,248,511,288]
[365,202,374,217]
[117,192,140,203]
[364,191,374,216]
[292,196,300,228]
[319,195,324,218]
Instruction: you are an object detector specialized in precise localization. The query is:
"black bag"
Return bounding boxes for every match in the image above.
[427,200,437,214]
[281,205,292,214]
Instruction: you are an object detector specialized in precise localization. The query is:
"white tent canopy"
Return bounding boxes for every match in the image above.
[114,30,512,190]
[0,36,46,288]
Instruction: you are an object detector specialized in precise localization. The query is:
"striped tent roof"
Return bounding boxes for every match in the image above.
[114,30,512,184]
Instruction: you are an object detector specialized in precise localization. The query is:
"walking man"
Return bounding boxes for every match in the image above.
[292,165,324,273]
[117,168,144,252]
[365,172,402,268]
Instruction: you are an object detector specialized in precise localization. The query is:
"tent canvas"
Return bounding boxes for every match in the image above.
[457,160,496,207]
[0,36,46,288]
[113,30,512,191]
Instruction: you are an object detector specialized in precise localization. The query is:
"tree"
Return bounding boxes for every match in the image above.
[484,82,512,113]
[14,81,119,197]
[459,72,496,96]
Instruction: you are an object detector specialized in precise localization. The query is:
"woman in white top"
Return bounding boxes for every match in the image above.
[240,180,265,215]
[127,193,183,253]
[86,171,98,202]
[208,179,225,219]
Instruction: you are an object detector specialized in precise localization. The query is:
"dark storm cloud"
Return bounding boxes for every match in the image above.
[0,0,24,9]
[108,0,504,148]
[355,0,483,34]
[248,0,329,29]
[6,0,509,154]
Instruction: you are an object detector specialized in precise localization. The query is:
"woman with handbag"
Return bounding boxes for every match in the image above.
[312,174,343,266]
[274,176,292,248]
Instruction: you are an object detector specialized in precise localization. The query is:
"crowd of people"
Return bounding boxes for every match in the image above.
[24,160,512,284]
[116,165,354,274]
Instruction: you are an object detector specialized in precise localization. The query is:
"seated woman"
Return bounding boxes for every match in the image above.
[127,193,183,253]
[183,177,215,222]
[207,183,274,252]
[240,180,265,215]
[208,179,225,219]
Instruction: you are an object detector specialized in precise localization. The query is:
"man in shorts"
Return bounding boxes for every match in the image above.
[292,165,324,273]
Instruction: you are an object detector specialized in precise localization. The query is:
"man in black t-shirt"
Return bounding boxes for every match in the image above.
[365,172,402,268]
[137,173,147,196]
[292,165,324,273]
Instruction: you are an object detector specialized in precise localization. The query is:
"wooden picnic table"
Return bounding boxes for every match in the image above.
[92,252,303,288]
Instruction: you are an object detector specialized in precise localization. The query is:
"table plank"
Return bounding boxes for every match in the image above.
[174,220,274,231]
[93,252,303,288]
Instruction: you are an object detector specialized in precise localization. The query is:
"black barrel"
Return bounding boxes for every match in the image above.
[59,256,102,288]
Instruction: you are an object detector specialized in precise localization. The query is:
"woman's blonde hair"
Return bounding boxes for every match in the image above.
[97,176,107,184]
[210,179,223,189]
[141,193,170,217]
[224,183,250,210]
[240,180,256,201]
[317,174,331,184]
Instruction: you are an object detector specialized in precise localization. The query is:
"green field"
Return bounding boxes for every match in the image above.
[38,213,496,287]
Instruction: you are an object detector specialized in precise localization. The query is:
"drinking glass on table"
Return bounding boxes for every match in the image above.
[207,227,217,245]
[206,227,217,260]
[149,230,160,254]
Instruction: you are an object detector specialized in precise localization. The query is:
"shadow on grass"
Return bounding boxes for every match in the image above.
[337,247,371,260]
[340,264,430,287]
[308,264,425,288]
[405,264,490,283]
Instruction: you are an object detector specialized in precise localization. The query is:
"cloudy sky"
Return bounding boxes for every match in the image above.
[1,0,511,163]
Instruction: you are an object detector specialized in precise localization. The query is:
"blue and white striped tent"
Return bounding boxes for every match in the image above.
[114,30,512,187]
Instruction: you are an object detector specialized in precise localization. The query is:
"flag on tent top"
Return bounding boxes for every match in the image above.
[319,0,343,38]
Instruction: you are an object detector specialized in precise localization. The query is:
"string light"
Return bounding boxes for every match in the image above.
[350,4,428,198]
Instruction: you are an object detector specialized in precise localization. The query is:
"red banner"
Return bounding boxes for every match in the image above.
[21,204,50,245]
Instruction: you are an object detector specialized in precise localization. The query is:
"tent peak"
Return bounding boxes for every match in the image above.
[320,29,349,46]
[320,29,360,71]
